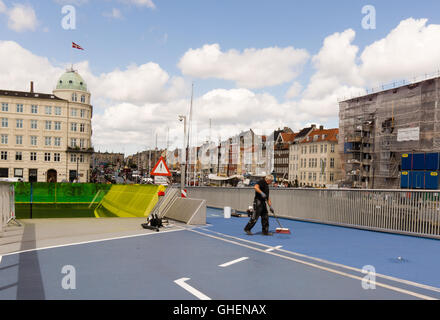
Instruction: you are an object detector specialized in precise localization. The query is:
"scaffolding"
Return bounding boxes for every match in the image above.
[339,77,440,189]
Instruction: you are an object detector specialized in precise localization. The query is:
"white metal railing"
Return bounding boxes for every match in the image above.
[337,70,440,102]
[0,182,16,236]
[186,187,440,239]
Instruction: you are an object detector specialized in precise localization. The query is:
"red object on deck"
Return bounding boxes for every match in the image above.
[158,190,165,197]
[276,228,291,234]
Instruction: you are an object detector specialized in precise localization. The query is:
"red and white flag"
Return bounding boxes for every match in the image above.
[72,42,84,50]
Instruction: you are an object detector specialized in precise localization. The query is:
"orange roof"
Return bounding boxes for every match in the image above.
[300,128,339,144]
[280,132,297,142]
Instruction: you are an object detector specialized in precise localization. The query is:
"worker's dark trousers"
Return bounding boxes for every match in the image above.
[244,199,269,233]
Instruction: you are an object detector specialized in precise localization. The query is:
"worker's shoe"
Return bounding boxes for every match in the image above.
[244,229,253,235]
[262,232,273,236]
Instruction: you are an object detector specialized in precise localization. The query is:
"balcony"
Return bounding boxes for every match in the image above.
[66,146,95,154]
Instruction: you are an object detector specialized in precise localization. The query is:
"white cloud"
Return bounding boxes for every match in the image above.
[120,0,156,9]
[178,43,310,89]
[53,0,89,5]
[0,41,64,92]
[359,18,440,84]
[86,63,186,104]
[285,82,303,99]
[103,8,123,19]
[6,3,39,32]
[0,1,6,13]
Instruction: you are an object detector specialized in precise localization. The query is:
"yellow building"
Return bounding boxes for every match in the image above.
[0,68,93,182]
[289,127,341,188]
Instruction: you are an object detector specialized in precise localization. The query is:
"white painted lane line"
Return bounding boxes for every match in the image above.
[195,227,440,294]
[174,277,211,300]
[219,257,249,267]
[2,227,186,257]
[187,228,437,300]
[0,255,2,265]
[265,245,282,252]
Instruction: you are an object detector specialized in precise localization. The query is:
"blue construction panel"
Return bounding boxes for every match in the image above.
[413,153,426,170]
[410,171,425,189]
[344,142,353,153]
[401,153,412,170]
[425,172,439,190]
[425,153,439,171]
[400,172,410,188]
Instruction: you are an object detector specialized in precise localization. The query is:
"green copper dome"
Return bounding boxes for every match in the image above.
[56,70,88,91]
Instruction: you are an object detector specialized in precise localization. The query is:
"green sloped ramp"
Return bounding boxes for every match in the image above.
[14,182,111,204]
[94,184,165,218]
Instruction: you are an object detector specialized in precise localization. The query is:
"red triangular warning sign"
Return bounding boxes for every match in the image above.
[150,156,171,176]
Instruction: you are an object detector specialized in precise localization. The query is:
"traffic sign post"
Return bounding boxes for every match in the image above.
[150,157,171,186]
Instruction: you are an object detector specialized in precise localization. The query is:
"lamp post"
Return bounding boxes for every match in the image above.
[178,115,187,193]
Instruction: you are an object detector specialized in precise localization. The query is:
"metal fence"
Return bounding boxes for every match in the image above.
[0,182,15,236]
[186,187,440,239]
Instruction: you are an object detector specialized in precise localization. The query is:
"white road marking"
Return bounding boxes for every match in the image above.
[187,228,437,300]
[2,227,186,257]
[219,257,249,267]
[174,277,211,300]
[198,227,440,294]
[0,255,2,265]
[265,245,282,252]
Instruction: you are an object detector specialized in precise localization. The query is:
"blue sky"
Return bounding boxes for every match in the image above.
[0,0,440,154]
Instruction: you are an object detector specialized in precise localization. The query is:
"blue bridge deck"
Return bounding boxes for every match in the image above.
[1,207,440,300]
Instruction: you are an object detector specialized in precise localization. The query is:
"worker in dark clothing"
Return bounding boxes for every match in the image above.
[244,174,274,236]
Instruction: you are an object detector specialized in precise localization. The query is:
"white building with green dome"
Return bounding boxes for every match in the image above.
[0,68,93,182]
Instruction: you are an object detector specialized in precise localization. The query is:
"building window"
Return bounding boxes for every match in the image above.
[30,152,37,161]
[70,154,77,162]
[324,144,327,153]
[330,173,334,182]
[45,106,52,115]
[1,103,8,111]
[15,152,22,161]
[70,138,77,147]
[81,96,85,103]
[71,108,77,117]
[0,151,7,160]
[30,120,37,129]
[45,120,52,130]
[16,119,23,128]
[80,123,85,132]
[80,139,85,148]
[45,137,52,146]
[55,106,62,115]
[330,158,335,168]
[71,123,77,132]
[54,153,61,162]
[30,136,37,146]
[55,121,61,130]
[79,154,84,163]
[16,135,22,145]
[331,144,335,153]
[72,93,77,102]
[54,137,61,147]
[1,118,7,128]
[44,153,51,162]
[14,168,23,178]
[16,104,23,113]
[1,134,8,144]
[31,105,38,114]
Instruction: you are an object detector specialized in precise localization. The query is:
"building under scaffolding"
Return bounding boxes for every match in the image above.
[339,76,440,189]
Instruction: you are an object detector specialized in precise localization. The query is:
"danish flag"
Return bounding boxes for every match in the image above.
[72,42,84,50]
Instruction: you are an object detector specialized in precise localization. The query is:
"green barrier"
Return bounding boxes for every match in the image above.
[94,184,165,218]
[14,182,112,204]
